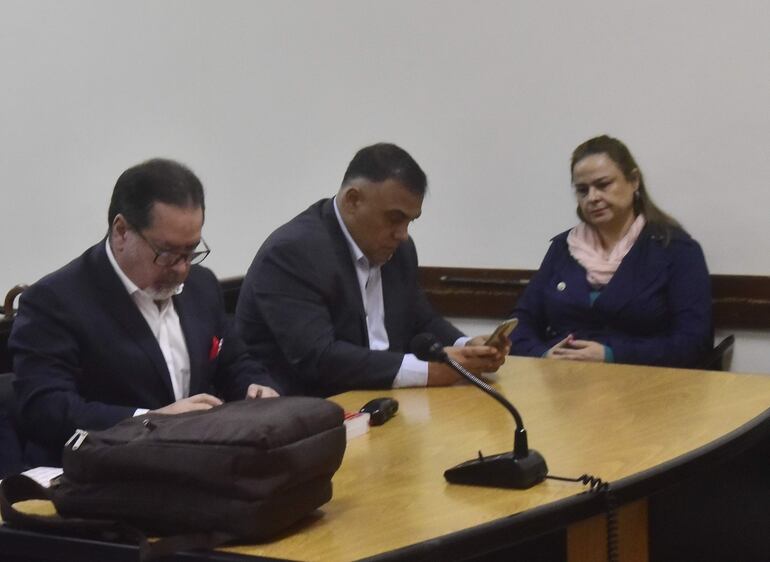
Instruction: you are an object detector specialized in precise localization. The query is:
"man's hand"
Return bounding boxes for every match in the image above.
[245,384,280,399]
[151,393,223,415]
[427,345,506,386]
[546,335,605,362]
[467,332,512,357]
[427,361,463,386]
[449,344,506,373]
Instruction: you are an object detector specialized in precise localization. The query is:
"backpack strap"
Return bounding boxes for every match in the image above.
[0,474,144,541]
[0,474,236,560]
[144,531,238,559]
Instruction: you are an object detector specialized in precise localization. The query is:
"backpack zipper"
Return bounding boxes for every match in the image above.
[64,429,89,450]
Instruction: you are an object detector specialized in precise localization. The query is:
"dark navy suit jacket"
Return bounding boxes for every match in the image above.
[9,241,276,460]
[235,198,463,397]
[0,408,25,477]
[509,226,712,367]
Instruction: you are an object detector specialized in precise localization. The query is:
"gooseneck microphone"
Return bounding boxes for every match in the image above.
[411,333,547,489]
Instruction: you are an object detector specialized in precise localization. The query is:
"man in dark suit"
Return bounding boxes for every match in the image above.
[9,159,278,463]
[236,143,508,397]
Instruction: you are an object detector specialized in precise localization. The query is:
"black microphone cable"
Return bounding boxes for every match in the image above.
[547,473,618,562]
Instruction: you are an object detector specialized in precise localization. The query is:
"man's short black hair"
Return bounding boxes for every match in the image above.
[341,143,427,196]
[108,158,205,231]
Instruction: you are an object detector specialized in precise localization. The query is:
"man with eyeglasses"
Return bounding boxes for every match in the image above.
[9,158,278,464]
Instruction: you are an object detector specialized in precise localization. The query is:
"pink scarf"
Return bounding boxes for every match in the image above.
[567,215,646,287]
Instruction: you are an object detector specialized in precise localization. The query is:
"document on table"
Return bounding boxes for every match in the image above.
[5,466,64,487]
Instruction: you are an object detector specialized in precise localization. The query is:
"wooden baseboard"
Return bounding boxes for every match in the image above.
[418,266,770,330]
[2,267,769,372]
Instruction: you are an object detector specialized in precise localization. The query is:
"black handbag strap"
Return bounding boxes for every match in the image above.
[0,474,236,560]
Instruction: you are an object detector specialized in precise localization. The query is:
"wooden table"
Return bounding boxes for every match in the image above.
[4,357,770,561]
[221,357,770,561]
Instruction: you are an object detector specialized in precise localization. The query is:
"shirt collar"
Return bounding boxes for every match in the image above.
[106,238,141,296]
[332,196,369,266]
[105,238,184,300]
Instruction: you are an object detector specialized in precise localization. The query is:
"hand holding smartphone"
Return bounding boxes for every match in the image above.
[484,318,518,346]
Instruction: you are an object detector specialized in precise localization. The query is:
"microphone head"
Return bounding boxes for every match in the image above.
[410,333,448,362]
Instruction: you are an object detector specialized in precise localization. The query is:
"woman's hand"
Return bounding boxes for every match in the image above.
[546,334,606,362]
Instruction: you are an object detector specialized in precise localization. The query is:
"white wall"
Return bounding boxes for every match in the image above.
[1,1,768,370]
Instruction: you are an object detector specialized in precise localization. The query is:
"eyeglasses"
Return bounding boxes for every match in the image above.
[134,229,211,267]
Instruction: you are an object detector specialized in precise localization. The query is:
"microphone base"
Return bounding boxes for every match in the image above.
[444,450,548,489]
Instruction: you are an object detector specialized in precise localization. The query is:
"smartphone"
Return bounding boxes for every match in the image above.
[484,318,518,346]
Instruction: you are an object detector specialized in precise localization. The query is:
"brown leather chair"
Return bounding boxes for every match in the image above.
[1,284,27,373]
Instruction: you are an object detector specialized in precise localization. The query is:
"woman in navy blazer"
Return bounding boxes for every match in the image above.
[510,135,712,367]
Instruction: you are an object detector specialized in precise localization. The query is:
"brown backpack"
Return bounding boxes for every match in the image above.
[1,396,346,560]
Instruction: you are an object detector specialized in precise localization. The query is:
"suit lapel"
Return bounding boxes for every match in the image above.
[380,260,405,351]
[90,242,176,402]
[321,199,369,346]
[173,292,204,396]
[552,243,593,305]
[596,231,667,313]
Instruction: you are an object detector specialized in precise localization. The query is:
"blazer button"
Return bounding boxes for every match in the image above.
[557,281,566,292]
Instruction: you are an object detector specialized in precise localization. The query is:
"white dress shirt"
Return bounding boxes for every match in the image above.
[332,198,466,387]
[105,240,191,412]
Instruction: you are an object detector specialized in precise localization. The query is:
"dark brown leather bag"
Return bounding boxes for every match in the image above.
[1,396,346,559]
